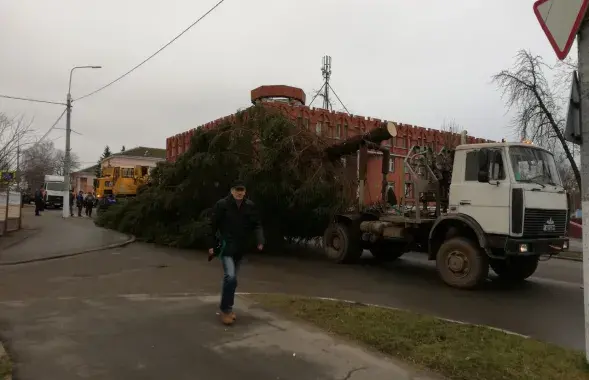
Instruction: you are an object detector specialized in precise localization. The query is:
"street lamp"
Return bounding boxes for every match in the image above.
[63,65,101,218]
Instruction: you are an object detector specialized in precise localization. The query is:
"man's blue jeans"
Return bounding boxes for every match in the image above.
[220,255,241,313]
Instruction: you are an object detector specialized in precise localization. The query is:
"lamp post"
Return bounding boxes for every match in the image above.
[63,66,101,218]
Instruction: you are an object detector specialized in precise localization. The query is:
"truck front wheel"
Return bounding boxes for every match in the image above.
[436,237,489,289]
[490,256,539,282]
[323,223,362,264]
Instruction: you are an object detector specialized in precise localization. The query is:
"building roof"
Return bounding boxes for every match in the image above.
[73,164,99,174]
[109,146,167,159]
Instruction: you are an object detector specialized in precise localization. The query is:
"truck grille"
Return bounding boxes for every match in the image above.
[523,208,567,237]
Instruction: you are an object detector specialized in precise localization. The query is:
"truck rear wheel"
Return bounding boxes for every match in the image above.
[323,223,362,264]
[436,237,489,289]
[490,256,539,282]
[370,241,405,262]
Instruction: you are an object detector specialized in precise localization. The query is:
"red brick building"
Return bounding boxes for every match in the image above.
[165,85,492,204]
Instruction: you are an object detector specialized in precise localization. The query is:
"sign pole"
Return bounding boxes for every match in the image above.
[2,186,9,236]
[578,17,589,363]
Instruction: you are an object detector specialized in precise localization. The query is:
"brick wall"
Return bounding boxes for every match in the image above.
[165,100,492,204]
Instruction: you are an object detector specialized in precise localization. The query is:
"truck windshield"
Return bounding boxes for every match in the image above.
[509,146,562,186]
[45,182,65,191]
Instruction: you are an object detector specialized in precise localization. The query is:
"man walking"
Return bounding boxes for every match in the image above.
[208,180,264,326]
[34,185,44,216]
[69,190,75,217]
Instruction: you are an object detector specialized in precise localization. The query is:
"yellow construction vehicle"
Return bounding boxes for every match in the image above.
[95,165,150,202]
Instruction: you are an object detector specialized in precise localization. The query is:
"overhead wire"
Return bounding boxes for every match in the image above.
[0,94,66,106]
[74,0,227,102]
[35,108,67,146]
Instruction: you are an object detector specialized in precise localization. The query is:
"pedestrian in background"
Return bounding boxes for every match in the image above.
[76,191,84,217]
[69,190,75,217]
[208,180,264,326]
[34,185,44,216]
[85,192,95,217]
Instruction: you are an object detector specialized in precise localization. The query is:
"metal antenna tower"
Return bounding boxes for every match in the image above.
[321,56,332,110]
[308,56,350,114]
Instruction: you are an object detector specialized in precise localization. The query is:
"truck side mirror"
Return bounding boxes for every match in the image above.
[477,149,489,182]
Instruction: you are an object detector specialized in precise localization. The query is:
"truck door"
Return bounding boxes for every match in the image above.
[450,148,510,235]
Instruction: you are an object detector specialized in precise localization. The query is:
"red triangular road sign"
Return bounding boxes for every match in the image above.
[534,0,589,60]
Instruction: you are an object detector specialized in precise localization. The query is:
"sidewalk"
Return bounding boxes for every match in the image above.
[0,207,132,264]
[0,293,444,380]
[569,237,582,253]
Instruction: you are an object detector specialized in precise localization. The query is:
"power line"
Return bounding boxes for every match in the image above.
[35,108,67,146]
[75,0,227,102]
[0,94,66,106]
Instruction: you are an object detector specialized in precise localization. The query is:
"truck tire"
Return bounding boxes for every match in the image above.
[323,223,362,264]
[370,241,405,262]
[436,237,489,289]
[489,256,539,282]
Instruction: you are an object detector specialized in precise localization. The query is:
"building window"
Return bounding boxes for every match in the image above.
[389,158,395,173]
[344,123,349,138]
[386,181,397,205]
[335,124,342,139]
[404,183,413,197]
[303,118,309,129]
[397,138,406,148]
[316,122,322,135]
[121,168,134,178]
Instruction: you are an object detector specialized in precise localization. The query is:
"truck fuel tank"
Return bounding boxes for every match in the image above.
[360,221,405,238]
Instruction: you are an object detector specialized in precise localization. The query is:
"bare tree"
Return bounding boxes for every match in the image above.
[21,141,79,190]
[493,49,581,190]
[53,149,80,176]
[439,119,463,148]
[0,113,33,171]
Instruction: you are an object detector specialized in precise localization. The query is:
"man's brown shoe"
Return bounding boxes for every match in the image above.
[230,312,237,321]
[221,312,234,325]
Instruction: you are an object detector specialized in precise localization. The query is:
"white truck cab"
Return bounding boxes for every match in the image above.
[43,174,66,209]
[450,142,568,256]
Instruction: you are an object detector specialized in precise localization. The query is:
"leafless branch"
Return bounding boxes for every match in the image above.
[493,49,581,190]
[0,113,34,170]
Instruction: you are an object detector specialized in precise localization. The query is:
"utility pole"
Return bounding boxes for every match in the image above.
[578,17,589,363]
[16,135,20,192]
[63,65,101,219]
[321,56,332,110]
[63,92,72,219]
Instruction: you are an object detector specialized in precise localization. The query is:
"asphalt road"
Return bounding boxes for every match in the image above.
[0,241,583,352]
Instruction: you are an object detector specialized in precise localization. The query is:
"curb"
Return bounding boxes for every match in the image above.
[237,292,530,339]
[0,341,11,380]
[553,253,582,262]
[0,235,136,266]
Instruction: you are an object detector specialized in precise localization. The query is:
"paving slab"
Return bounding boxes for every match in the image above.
[569,237,582,253]
[0,293,443,380]
[0,208,131,264]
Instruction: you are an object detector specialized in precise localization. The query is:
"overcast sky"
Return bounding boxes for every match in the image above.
[0,0,567,168]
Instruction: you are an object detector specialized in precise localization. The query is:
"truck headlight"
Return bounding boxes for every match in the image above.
[519,244,528,253]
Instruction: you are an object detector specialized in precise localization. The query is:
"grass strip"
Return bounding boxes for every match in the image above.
[249,294,589,380]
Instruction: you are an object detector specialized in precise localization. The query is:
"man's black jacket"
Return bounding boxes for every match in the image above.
[208,195,264,259]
